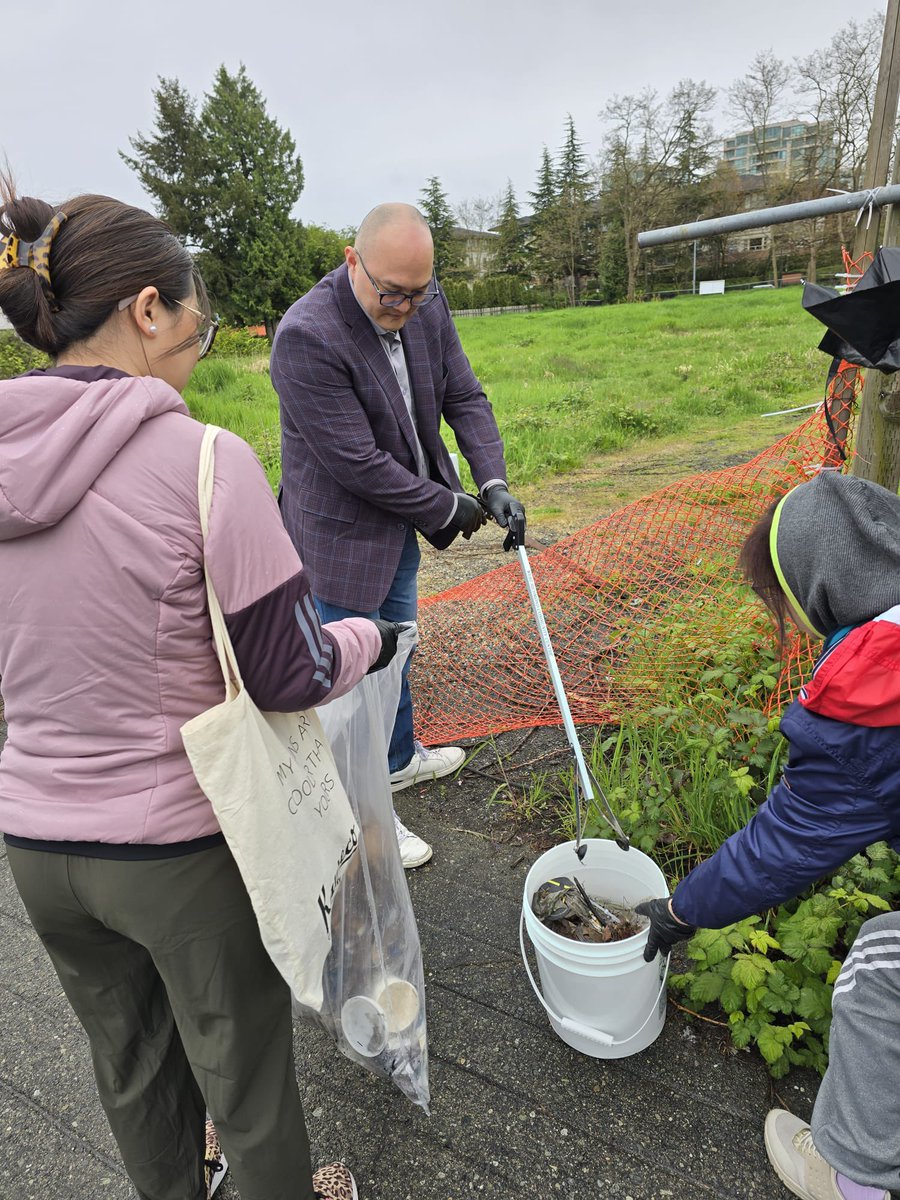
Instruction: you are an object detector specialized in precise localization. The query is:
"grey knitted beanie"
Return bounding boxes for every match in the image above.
[772,470,900,636]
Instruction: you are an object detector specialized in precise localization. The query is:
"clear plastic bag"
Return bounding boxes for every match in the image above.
[296,626,430,1113]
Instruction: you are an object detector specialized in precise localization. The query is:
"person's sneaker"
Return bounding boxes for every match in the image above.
[389,740,465,793]
[204,1117,228,1198]
[312,1160,358,1199]
[394,811,433,869]
[764,1109,888,1200]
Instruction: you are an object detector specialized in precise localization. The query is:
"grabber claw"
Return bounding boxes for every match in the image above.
[503,513,526,552]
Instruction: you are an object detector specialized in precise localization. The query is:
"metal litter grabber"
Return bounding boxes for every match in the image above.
[491,511,630,859]
[478,513,669,1060]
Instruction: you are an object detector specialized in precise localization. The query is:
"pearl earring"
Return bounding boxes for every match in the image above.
[149,324,157,333]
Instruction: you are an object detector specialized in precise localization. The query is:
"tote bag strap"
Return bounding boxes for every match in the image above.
[198,425,244,699]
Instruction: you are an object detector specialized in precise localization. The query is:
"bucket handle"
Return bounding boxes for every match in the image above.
[519,911,670,1049]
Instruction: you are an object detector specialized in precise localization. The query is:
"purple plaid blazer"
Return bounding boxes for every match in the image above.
[270,264,508,610]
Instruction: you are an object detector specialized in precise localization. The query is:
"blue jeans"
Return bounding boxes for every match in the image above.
[314,525,420,774]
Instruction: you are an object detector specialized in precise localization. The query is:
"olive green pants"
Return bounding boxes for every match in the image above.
[8,842,315,1200]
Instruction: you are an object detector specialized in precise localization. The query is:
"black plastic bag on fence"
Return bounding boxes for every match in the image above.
[802,246,900,373]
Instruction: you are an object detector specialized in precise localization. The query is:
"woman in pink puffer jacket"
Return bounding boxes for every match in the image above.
[0,183,383,1200]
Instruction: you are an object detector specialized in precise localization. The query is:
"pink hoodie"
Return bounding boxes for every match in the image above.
[0,368,380,844]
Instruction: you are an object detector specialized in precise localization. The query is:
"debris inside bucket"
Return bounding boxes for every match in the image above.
[531,875,648,943]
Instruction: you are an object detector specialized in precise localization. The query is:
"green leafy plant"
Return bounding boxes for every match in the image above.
[671,843,900,1077]
[0,331,47,379]
[570,615,787,873]
[572,700,785,879]
[605,404,659,436]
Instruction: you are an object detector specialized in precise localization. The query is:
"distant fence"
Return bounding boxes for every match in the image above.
[448,279,824,317]
[643,277,814,301]
[450,304,543,318]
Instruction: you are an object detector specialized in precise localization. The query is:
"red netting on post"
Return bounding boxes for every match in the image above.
[413,405,860,745]
[840,245,873,287]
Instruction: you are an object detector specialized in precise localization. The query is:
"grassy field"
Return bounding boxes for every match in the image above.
[184,287,827,491]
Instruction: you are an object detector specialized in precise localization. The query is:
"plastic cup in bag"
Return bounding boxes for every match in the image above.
[306,626,430,1112]
[340,977,421,1057]
[340,995,388,1057]
[378,978,419,1034]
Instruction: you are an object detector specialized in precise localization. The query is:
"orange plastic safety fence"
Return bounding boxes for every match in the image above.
[413,248,872,744]
[413,406,856,745]
[841,245,873,286]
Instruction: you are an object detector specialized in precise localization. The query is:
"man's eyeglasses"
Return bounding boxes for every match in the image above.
[353,249,439,309]
[117,294,220,359]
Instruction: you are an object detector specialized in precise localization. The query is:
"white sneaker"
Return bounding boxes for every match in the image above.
[764,1109,888,1200]
[394,811,433,869]
[389,740,465,793]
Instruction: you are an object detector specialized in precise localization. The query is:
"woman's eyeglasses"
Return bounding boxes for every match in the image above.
[170,298,219,359]
[117,294,220,359]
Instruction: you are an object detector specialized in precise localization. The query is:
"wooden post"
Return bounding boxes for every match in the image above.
[849,0,900,484]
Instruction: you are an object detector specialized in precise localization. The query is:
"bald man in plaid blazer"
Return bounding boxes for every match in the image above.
[271,205,525,865]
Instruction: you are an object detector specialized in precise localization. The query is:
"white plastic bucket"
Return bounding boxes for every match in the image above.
[521,839,669,1059]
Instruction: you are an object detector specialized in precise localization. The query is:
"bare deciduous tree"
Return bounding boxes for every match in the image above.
[796,13,883,248]
[601,80,717,301]
[454,192,503,232]
[727,51,792,285]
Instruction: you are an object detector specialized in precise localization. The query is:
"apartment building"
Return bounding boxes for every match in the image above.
[722,120,833,178]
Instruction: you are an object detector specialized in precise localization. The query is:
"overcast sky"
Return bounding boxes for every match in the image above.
[2,0,881,232]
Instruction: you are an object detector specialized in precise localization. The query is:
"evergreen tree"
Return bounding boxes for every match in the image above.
[443,280,472,310]
[121,79,204,240]
[122,65,307,332]
[494,180,528,276]
[529,118,598,303]
[418,176,462,279]
[598,219,628,304]
[528,146,557,220]
[526,146,559,289]
[556,114,593,199]
[304,224,352,282]
[551,114,598,302]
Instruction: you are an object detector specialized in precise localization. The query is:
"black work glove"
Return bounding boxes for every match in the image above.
[482,484,526,551]
[635,898,697,962]
[449,492,488,540]
[366,619,404,673]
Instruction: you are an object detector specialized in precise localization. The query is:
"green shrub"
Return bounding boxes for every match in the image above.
[0,331,48,379]
[444,281,473,310]
[604,404,659,436]
[213,326,269,358]
[672,844,900,1077]
[582,703,784,869]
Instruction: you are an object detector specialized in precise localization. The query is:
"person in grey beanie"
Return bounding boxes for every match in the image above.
[635,469,900,1200]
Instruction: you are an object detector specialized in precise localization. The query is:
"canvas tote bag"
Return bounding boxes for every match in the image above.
[181,425,359,1009]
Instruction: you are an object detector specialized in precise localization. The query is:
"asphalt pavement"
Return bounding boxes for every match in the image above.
[0,723,814,1200]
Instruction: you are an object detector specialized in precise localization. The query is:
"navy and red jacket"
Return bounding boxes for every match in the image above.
[672,605,900,929]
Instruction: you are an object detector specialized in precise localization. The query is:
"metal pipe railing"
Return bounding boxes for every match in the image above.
[637,184,900,248]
